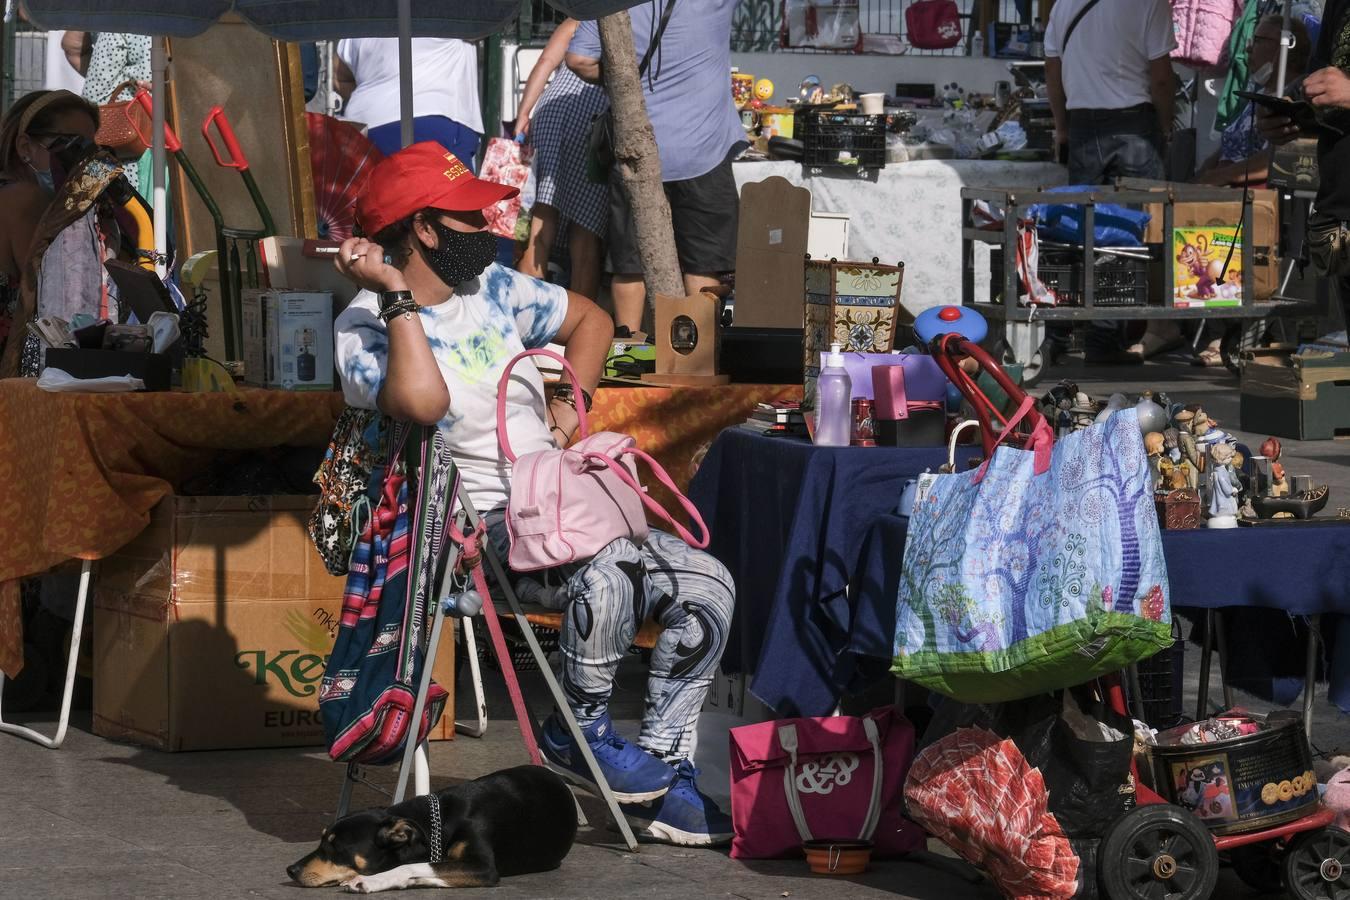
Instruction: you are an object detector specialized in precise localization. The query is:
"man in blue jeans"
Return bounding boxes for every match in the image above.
[1044,0,1177,362]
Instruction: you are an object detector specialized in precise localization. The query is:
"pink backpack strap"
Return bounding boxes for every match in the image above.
[496,348,592,463]
[582,448,711,549]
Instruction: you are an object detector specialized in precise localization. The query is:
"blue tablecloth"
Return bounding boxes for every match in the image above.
[687,428,979,716]
[846,515,1350,711]
[690,425,1350,717]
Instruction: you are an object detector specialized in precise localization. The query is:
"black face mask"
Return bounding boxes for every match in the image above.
[421,219,498,287]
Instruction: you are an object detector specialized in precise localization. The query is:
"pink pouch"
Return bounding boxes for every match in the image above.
[497,349,709,572]
[729,705,926,859]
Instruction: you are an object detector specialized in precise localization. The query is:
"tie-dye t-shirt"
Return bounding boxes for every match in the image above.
[335,263,569,512]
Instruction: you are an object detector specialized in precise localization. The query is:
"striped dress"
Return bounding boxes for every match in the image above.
[529,67,610,238]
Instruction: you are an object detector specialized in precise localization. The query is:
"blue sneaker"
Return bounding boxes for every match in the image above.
[622,760,734,847]
[541,713,676,803]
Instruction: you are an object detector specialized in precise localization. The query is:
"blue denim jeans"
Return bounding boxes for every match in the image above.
[1067,104,1166,184]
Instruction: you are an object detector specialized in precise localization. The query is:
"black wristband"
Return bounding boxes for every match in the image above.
[553,384,594,412]
[377,290,417,322]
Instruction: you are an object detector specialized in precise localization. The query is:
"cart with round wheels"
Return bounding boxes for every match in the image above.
[960,184,1324,388]
[1098,679,1350,900]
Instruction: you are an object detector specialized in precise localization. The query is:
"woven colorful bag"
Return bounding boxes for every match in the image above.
[308,407,389,576]
[891,337,1172,703]
[320,424,454,765]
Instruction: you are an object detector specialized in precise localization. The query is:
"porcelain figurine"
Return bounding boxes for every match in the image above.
[1175,409,1202,476]
[1070,392,1098,431]
[1144,432,1166,491]
[1192,408,1231,455]
[1207,442,1242,529]
[1163,427,1199,490]
[1261,437,1289,497]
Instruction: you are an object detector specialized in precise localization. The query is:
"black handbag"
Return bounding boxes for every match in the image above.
[585,0,678,184]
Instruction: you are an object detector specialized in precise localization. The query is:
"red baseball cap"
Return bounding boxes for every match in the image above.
[355,141,518,237]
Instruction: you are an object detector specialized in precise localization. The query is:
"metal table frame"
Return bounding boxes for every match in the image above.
[960,183,1323,368]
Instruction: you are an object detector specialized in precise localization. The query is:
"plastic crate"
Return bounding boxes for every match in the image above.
[798,110,887,172]
[1133,621,1186,731]
[991,246,1150,307]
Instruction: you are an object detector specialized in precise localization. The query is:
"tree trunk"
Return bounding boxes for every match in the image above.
[598,12,683,306]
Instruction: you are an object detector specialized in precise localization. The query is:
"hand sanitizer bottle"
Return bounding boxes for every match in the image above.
[814,343,853,447]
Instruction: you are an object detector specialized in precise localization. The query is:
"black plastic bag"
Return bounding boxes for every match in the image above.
[918,684,1135,839]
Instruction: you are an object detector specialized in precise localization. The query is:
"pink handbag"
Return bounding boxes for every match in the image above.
[496,349,709,573]
[728,706,926,859]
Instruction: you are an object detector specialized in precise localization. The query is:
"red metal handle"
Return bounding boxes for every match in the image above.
[931,333,1051,463]
[201,105,248,170]
[132,90,181,153]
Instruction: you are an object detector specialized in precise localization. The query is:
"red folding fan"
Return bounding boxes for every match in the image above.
[307,113,385,241]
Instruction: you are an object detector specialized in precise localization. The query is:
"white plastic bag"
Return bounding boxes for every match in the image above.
[783,0,861,50]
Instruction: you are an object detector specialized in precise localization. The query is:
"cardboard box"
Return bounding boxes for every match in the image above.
[1172,226,1244,308]
[242,290,335,391]
[93,496,456,751]
[1240,350,1350,441]
[1144,189,1279,301]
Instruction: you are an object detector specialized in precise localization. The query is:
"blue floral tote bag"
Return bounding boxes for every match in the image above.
[893,401,1172,703]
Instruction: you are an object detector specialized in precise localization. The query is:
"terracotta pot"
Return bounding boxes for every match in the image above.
[803,839,873,875]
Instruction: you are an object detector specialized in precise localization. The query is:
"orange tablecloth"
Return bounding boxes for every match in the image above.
[0,380,797,678]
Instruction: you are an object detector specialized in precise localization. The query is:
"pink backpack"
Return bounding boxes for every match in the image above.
[496,349,709,573]
[1171,0,1242,69]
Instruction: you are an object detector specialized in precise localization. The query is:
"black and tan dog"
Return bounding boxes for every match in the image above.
[288,766,577,892]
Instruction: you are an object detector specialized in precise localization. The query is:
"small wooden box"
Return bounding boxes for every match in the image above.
[803,258,908,404]
[1156,489,1202,530]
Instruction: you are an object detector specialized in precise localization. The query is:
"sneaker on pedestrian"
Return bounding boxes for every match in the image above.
[540,712,676,803]
[622,760,734,847]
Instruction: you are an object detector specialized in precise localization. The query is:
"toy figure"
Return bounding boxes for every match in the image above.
[1169,416,1201,489]
[1176,234,1224,300]
[1261,437,1288,497]
[1166,466,1190,491]
[1144,432,1166,492]
[1192,409,1231,454]
[1207,442,1243,528]
[1070,392,1097,431]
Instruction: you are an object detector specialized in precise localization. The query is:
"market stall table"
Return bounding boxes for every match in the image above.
[0,379,797,684]
[732,159,1067,315]
[690,425,1350,720]
[687,426,980,716]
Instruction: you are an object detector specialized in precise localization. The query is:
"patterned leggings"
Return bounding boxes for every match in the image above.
[486,513,735,761]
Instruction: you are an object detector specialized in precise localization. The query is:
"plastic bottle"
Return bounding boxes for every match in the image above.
[814,343,853,447]
[971,30,985,59]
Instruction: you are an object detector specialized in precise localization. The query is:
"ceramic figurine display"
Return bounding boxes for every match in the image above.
[1207,442,1243,529]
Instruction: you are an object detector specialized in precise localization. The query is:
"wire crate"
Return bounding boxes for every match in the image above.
[798,109,887,174]
[991,246,1151,307]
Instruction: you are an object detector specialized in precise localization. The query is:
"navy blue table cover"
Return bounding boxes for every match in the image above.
[845,514,1350,711]
[687,427,979,716]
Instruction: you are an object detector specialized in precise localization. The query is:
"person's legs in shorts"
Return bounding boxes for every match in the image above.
[666,155,739,292]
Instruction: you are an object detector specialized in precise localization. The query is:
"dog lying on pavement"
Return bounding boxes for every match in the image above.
[288,765,577,892]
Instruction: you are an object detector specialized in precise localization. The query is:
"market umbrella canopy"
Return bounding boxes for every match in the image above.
[18,0,651,39]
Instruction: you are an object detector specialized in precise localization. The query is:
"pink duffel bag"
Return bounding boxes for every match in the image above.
[496,348,709,573]
[729,705,927,859]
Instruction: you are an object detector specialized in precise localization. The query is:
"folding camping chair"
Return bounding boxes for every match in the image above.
[333,452,641,852]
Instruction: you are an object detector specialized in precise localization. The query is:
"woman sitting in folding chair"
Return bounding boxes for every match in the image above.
[332,142,736,847]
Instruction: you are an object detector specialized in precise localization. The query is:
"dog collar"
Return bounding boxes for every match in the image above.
[423,794,444,863]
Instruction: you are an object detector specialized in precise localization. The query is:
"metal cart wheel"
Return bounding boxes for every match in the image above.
[1099,804,1219,900]
[1231,842,1286,894]
[1283,827,1350,900]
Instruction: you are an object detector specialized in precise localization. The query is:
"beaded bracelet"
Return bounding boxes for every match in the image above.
[377,290,418,323]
